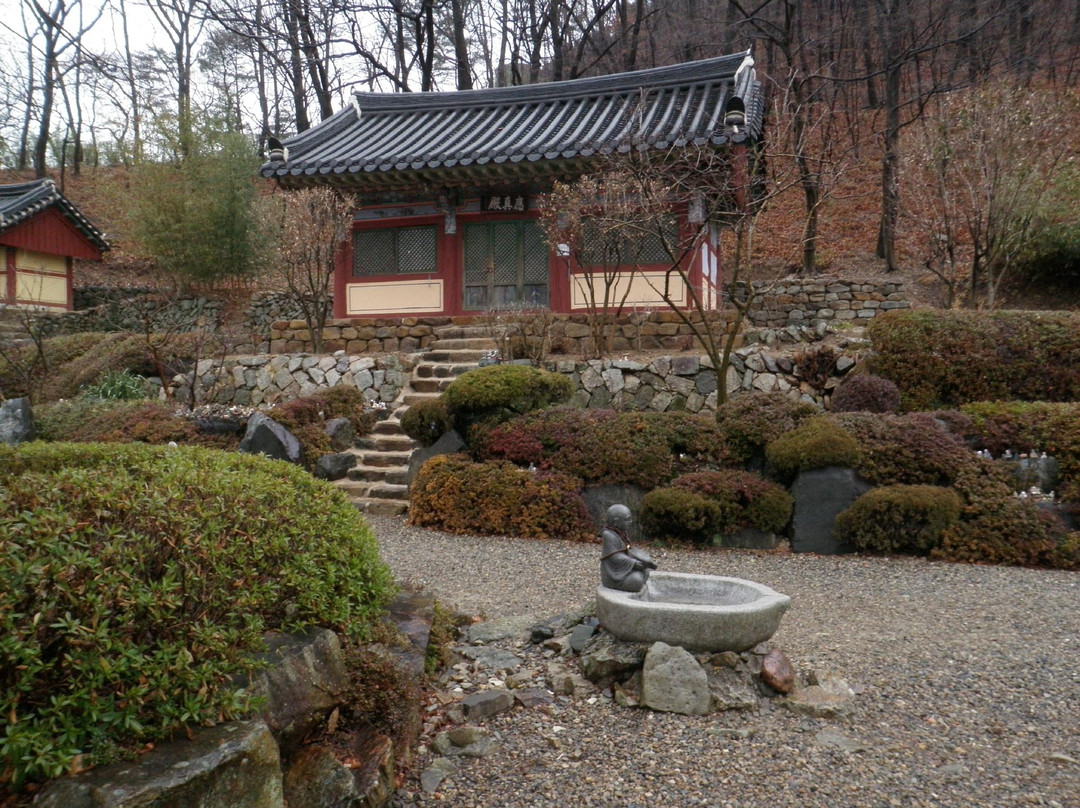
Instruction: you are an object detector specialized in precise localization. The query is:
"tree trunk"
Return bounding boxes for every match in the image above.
[451,0,473,90]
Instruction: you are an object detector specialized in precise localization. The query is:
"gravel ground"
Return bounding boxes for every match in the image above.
[368,515,1080,808]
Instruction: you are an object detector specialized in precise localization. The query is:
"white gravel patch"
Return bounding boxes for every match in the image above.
[368,515,1080,808]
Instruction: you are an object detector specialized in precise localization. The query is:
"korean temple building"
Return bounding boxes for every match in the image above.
[1,179,108,311]
[260,49,764,320]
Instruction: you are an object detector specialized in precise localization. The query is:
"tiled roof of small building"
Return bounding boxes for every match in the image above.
[0,178,109,251]
[261,50,763,191]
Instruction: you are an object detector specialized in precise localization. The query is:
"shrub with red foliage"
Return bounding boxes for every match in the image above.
[475,408,676,488]
[408,455,593,541]
[829,374,901,413]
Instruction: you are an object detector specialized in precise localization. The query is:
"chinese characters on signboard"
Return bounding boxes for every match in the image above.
[483,194,527,212]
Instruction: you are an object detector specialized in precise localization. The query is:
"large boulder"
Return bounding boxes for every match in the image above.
[790,466,872,554]
[640,642,711,716]
[282,731,394,808]
[324,417,356,452]
[252,629,348,751]
[314,452,357,481]
[0,397,35,444]
[239,412,304,465]
[34,721,282,808]
[407,429,466,487]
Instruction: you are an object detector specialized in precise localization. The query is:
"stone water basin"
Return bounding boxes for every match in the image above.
[596,571,791,653]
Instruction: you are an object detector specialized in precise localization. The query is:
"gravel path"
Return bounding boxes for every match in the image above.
[368,515,1080,808]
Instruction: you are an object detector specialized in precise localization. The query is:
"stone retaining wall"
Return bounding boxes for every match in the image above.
[168,353,416,407]
[35,287,224,337]
[169,341,865,410]
[746,278,909,328]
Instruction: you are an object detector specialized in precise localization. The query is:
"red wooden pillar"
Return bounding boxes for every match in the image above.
[4,247,15,304]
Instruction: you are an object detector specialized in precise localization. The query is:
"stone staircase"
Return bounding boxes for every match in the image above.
[335,324,495,515]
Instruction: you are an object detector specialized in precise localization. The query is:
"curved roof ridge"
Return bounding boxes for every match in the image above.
[0,177,109,251]
[352,51,750,114]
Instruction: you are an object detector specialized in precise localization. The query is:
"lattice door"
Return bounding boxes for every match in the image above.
[463,221,549,310]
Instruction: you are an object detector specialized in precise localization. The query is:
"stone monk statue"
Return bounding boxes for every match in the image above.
[600,504,657,592]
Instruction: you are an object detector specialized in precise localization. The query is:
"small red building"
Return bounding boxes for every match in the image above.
[260,51,764,320]
[1,179,109,311]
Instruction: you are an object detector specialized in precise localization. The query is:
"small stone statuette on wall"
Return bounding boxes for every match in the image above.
[600,505,657,592]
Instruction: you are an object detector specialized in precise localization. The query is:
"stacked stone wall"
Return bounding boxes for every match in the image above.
[746,279,909,328]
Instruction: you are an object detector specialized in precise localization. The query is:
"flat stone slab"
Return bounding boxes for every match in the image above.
[35,721,283,808]
[790,466,871,554]
[596,572,791,653]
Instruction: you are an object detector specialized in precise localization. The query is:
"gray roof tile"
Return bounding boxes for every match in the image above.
[262,50,763,190]
[0,178,109,251]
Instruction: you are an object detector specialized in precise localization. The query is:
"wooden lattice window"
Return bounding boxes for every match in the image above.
[353,225,438,276]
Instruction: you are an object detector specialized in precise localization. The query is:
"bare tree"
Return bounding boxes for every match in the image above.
[268,187,356,353]
[904,81,1079,308]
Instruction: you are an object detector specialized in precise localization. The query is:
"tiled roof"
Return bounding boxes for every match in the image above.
[0,178,109,251]
[261,50,764,191]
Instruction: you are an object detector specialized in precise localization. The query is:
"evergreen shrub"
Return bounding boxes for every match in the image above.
[671,470,793,534]
[834,485,963,555]
[935,498,1079,569]
[408,455,593,541]
[829,374,901,413]
[639,488,722,544]
[867,310,1080,410]
[0,442,394,789]
[961,401,1080,490]
[765,417,861,481]
[35,399,237,450]
[442,364,573,437]
[400,398,453,447]
[714,392,819,464]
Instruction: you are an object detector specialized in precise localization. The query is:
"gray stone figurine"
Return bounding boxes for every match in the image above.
[600,504,657,592]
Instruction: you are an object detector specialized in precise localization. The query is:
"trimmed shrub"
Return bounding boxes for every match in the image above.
[833,412,976,487]
[442,364,574,437]
[867,310,1080,410]
[400,398,453,447]
[408,455,593,542]
[639,410,734,466]
[268,398,332,462]
[765,417,861,481]
[829,374,901,413]
[308,386,378,437]
[834,485,963,555]
[0,442,394,789]
[935,497,1078,568]
[475,408,675,488]
[961,401,1080,490]
[714,392,820,464]
[640,488,722,544]
[671,470,793,534]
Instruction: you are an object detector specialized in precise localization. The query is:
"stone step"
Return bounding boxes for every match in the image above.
[348,464,409,485]
[414,363,477,379]
[372,418,404,435]
[433,337,496,350]
[360,450,414,467]
[402,391,443,407]
[420,349,489,363]
[356,432,416,450]
[433,326,491,340]
[354,499,410,517]
[409,377,455,394]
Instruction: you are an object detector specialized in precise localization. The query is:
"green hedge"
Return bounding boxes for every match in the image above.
[442,364,574,438]
[867,310,1080,410]
[0,443,394,789]
[835,485,963,555]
